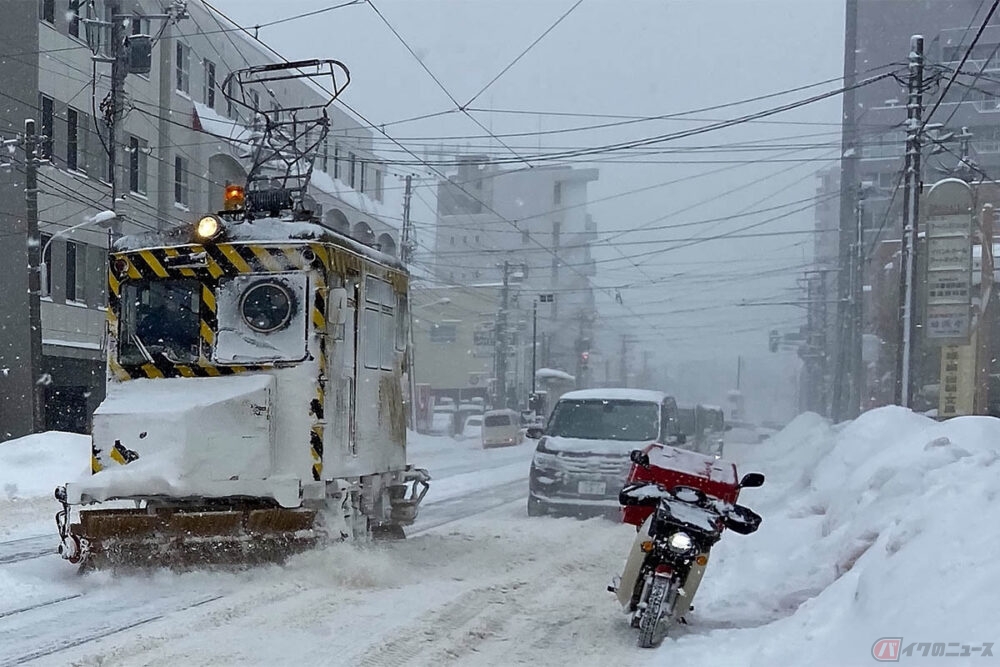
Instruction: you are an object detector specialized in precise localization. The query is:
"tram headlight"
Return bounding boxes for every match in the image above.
[195,215,223,241]
[241,280,294,333]
[667,531,694,553]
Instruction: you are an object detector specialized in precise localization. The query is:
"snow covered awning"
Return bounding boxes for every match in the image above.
[535,368,575,382]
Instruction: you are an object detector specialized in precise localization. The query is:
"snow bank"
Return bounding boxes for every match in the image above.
[657,407,1000,666]
[0,432,89,500]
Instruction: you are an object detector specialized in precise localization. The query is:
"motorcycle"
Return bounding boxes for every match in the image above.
[609,447,764,648]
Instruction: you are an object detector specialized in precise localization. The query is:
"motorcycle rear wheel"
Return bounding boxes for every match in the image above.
[637,577,672,648]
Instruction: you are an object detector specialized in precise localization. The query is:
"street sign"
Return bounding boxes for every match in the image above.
[923,179,974,345]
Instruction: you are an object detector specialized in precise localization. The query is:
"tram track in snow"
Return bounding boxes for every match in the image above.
[0,474,529,666]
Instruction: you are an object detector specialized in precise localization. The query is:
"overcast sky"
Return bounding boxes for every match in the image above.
[208,0,846,376]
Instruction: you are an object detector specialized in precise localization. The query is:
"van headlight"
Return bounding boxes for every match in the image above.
[667,531,694,553]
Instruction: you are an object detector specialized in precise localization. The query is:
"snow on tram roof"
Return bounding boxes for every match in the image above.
[113,216,406,271]
[559,388,670,403]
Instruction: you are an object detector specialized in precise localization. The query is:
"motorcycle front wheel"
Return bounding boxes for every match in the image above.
[637,576,672,648]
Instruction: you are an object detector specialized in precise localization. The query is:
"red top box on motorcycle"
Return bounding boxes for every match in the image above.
[622,443,740,527]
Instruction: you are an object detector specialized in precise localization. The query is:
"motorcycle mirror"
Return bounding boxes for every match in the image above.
[725,504,762,535]
[739,472,765,488]
[629,449,650,467]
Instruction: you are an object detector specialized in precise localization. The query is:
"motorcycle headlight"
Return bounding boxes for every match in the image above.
[667,531,694,553]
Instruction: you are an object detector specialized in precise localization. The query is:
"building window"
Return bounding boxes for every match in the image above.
[349,152,357,188]
[41,0,54,23]
[450,236,455,246]
[68,0,80,37]
[429,322,457,343]
[521,229,530,245]
[175,42,190,94]
[553,181,562,205]
[359,161,366,193]
[203,60,216,108]
[333,144,341,179]
[322,137,329,172]
[65,241,84,303]
[129,135,147,194]
[375,168,383,202]
[40,233,52,296]
[225,76,235,118]
[174,155,189,206]
[66,108,78,171]
[475,234,480,243]
[39,94,54,159]
[463,235,467,244]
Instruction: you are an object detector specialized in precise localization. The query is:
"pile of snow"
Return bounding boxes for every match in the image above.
[0,432,89,500]
[660,407,1000,666]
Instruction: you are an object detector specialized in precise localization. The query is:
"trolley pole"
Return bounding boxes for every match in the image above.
[895,35,925,408]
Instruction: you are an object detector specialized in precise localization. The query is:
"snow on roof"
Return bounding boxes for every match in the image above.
[310,169,395,227]
[193,102,251,144]
[535,368,576,382]
[113,216,406,271]
[559,388,667,403]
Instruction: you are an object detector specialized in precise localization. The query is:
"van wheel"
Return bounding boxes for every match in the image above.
[527,496,547,517]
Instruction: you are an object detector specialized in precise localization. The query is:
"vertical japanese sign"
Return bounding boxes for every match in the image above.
[939,336,976,417]
[924,179,974,344]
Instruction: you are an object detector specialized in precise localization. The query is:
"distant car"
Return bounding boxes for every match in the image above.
[726,420,769,444]
[482,409,523,448]
[459,414,484,440]
[430,407,456,436]
[527,388,683,517]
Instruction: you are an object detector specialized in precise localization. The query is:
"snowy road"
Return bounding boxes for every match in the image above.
[4,413,1000,666]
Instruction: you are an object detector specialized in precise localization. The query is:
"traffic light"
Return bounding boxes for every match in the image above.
[769,329,780,353]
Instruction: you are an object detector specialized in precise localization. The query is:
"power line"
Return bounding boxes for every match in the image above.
[923,0,1000,126]
[463,0,584,108]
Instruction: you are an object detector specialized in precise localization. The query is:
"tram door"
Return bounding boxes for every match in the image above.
[332,272,359,457]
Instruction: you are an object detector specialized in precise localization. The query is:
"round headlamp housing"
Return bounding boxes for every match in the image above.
[667,531,694,553]
[241,280,294,333]
[195,215,223,241]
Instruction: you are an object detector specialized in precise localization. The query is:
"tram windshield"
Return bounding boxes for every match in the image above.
[119,279,202,365]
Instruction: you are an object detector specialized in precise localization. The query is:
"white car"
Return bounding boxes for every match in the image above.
[459,414,484,440]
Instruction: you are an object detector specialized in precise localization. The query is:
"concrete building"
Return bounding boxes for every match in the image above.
[829,0,1000,413]
[0,0,398,439]
[431,158,599,391]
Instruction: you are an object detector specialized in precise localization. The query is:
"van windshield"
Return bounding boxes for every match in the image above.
[484,414,511,427]
[547,399,659,441]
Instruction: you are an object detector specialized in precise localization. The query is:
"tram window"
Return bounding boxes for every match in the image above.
[363,308,380,369]
[120,279,201,365]
[363,276,397,370]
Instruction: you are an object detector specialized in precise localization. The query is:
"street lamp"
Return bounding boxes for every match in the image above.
[39,211,118,295]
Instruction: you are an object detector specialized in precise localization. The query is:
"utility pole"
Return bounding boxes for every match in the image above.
[531,299,537,396]
[895,35,925,408]
[495,261,511,408]
[107,0,125,221]
[24,119,45,433]
[620,335,629,387]
[834,0,860,422]
[850,190,865,417]
[400,174,413,264]
[976,204,994,414]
